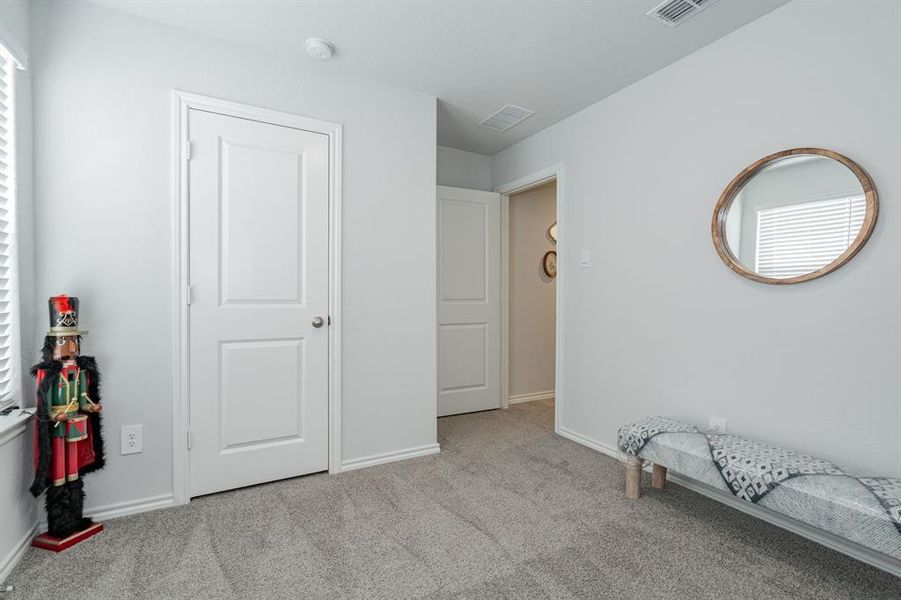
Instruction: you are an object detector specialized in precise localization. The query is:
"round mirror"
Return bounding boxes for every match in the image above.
[712,148,877,284]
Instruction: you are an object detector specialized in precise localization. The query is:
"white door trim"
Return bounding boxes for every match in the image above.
[171,91,343,505]
[495,164,565,431]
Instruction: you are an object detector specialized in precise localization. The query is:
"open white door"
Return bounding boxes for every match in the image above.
[437,185,501,416]
[188,108,330,497]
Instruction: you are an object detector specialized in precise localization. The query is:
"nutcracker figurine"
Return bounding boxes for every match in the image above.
[30,295,105,551]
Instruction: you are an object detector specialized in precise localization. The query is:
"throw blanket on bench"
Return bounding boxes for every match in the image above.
[617,418,901,545]
[859,477,901,536]
[705,433,844,503]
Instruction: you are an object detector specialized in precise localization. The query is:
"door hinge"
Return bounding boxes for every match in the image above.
[186,284,193,305]
[184,139,193,160]
[187,429,194,449]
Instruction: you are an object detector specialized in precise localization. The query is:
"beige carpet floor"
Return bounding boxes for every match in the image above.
[5,400,900,598]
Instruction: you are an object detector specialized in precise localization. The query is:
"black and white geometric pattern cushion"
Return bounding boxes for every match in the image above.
[706,433,845,502]
[857,477,901,534]
[617,417,699,456]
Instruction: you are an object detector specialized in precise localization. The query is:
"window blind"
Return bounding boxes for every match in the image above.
[0,44,17,407]
[755,195,866,279]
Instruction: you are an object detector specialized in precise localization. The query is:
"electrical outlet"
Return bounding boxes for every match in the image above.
[708,416,728,434]
[121,424,144,455]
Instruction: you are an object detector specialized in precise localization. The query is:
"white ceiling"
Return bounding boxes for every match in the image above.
[90,0,787,155]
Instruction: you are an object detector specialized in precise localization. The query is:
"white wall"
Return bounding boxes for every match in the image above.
[0,0,36,582]
[0,418,34,582]
[30,0,437,512]
[508,182,556,399]
[492,0,901,477]
[437,145,492,191]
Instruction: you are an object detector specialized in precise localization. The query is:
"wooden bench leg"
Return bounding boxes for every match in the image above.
[626,456,643,500]
[652,464,667,490]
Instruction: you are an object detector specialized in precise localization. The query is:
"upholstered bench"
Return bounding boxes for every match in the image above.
[617,417,901,563]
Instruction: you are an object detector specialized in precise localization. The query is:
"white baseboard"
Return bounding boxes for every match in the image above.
[508,390,555,405]
[87,493,176,522]
[557,426,623,461]
[36,493,176,533]
[554,425,901,579]
[340,443,440,472]
[0,523,37,584]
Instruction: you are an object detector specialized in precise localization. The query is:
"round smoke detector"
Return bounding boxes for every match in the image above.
[305,38,335,61]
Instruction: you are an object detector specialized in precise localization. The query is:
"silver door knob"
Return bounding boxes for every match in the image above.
[312,316,325,328]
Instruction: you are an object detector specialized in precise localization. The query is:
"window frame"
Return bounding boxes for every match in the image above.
[0,41,24,411]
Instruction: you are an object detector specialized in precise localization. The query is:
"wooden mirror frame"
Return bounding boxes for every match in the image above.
[711,148,878,285]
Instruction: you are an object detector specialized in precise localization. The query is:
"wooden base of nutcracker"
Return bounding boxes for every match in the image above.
[32,522,103,552]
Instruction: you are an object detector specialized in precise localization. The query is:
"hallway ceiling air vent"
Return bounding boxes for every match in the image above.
[647,0,719,27]
[479,104,535,132]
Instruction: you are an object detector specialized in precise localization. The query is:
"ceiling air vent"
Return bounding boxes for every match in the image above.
[647,0,719,27]
[479,104,535,132]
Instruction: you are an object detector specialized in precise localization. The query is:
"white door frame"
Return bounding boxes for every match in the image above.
[171,91,343,505]
[495,164,565,432]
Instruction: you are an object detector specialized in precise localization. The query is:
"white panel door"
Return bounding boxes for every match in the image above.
[188,108,329,497]
[437,185,501,416]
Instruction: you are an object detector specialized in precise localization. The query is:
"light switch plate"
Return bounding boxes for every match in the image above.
[121,424,144,455]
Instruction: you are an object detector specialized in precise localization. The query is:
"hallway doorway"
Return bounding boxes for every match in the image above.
[437,169,562,430]
[502,179,557,418]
